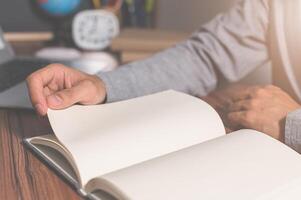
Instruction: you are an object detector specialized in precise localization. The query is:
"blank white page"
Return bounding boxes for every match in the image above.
[47,90,225,185]
[98,130,301,200]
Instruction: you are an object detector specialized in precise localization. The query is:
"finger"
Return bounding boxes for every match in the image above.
[26,73,51,115]
[231,86,260,102]
[43,86,53,97]
[225,128,233,134]
[231,91,251,102]
[26,64,66,115]
[227,111,253,128]
[46,80,92,110]
[228,100,253,112]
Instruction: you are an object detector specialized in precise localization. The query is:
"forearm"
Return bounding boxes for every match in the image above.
[98,43,218,102]
[285,109,301,153]
[98,0,270,103]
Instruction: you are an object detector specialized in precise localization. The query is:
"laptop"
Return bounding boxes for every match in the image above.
[0,28,53,108]
[0,29,54,92]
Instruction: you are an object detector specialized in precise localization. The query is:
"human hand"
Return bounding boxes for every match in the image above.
[227,85,300,141]
[26,64,107,116]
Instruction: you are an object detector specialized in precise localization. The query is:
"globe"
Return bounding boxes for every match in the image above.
[30,0,86,46]
[36,0,82,17]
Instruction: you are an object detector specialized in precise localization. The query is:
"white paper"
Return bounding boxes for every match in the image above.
[98,130,301,200]
[47,90,225,185]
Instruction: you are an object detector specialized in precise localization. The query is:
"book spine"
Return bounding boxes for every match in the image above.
[23,139,96,199]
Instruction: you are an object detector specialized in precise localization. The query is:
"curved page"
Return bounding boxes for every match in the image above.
[47,90,225,185]
[98,130,301,200]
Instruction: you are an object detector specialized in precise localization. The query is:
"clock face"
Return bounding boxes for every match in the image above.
[73,10,119,50]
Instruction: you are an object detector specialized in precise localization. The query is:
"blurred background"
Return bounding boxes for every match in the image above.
[0,0,270,86]
[0,0,237,32]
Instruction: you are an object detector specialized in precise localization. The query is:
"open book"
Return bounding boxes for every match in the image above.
[24,90,301,200]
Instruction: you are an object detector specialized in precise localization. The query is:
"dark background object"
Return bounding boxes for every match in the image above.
[0,0,92,32]
[0,0,156,32]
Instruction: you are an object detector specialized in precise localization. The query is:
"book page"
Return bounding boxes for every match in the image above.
[92,130,301,200]
[47,90,225,185]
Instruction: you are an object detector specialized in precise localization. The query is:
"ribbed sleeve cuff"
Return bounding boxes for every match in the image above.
[285,109,301,153]
[97,72,117,103]
[97,69,142,103]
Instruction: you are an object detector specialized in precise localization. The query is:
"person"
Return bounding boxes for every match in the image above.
[26,0,301,153]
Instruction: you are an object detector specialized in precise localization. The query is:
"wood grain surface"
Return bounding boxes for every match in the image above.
[0,109,82,200]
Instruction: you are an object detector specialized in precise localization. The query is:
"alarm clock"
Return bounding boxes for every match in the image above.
[72,9,120,50]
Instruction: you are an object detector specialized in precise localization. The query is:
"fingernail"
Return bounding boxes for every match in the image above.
[48,94,63,107]
[35,104,46,115]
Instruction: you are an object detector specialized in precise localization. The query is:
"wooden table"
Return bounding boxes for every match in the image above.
[0,109,82,200]
[0,85,245,200]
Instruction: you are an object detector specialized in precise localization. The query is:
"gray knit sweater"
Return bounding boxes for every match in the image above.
[98,0,301,153]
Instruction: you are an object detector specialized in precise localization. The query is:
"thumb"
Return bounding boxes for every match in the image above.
[46,82,88,110]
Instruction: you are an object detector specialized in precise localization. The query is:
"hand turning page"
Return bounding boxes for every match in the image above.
[47,90,225,186]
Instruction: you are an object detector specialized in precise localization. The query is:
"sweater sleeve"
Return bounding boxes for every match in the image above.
[285,109,301,153]
[97,0,270,103]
